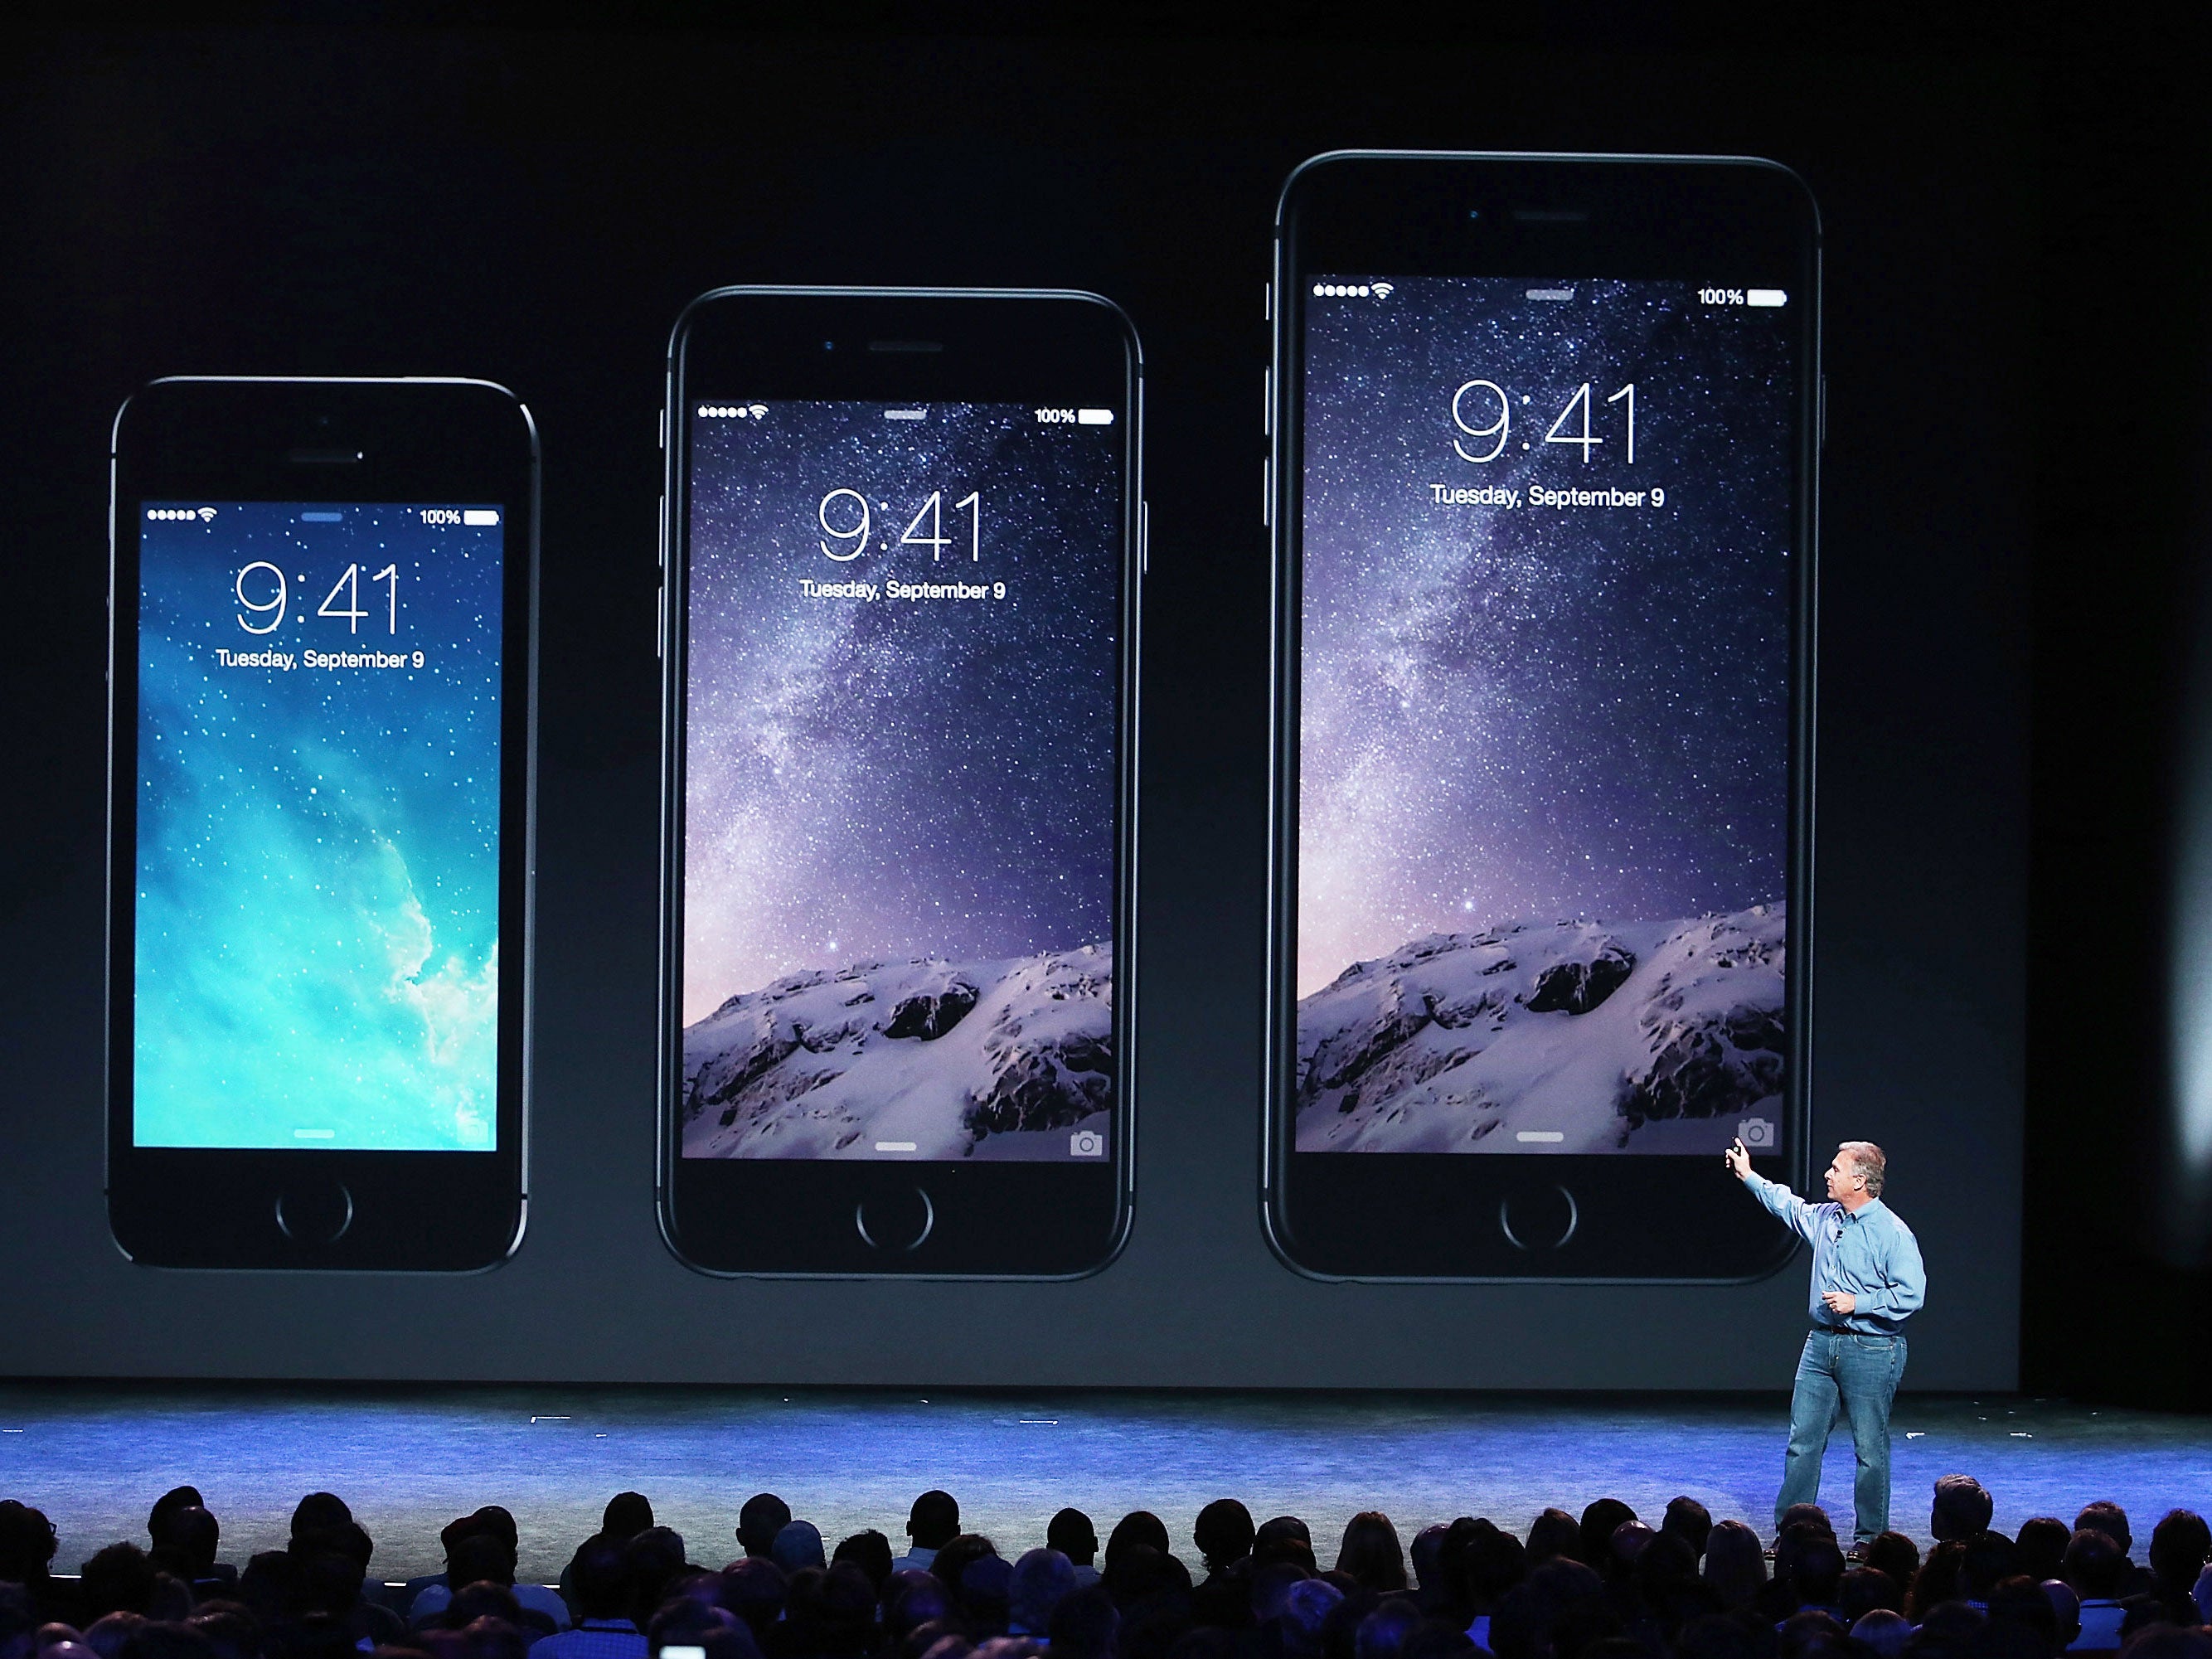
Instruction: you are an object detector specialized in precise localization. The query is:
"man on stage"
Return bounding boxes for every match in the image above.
[1724,1137,1927,1554]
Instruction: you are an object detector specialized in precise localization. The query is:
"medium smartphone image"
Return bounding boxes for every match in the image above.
[659,289,1142,1276]
[1265,153,1819,1280]
[107,377,537,1270]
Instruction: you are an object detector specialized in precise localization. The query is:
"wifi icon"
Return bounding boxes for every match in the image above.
[749,404,769,420]
[1370,282,1395,299]
[196,507,216,521]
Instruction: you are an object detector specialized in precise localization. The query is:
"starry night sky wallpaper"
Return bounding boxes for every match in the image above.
[681,401,1121,1030]
[133,503,505,1150]
[1297,276,1795,1006]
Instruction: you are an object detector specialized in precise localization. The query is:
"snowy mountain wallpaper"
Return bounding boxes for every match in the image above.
[133,502,506,1150]
[681,402,1122,1160]
[1297,278,1795,1152]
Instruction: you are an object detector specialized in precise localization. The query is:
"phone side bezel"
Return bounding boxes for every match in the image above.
[1263,152,1822,1284]
[655,288,1142,1280]
[105,376,539,1273]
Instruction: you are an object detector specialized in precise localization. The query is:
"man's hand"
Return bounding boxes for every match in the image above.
[1822,1290,1857,1317]
[1723,1138,1753,1181]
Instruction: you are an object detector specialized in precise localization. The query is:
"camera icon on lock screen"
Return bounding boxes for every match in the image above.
[1736,1117,1777,1149]
[1069,1130,1105,1157]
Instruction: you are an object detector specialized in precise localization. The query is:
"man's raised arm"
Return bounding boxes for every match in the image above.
[1724,1137,1822,1244]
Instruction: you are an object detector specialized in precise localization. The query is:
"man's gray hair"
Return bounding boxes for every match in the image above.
[1838,1140,1887,1196]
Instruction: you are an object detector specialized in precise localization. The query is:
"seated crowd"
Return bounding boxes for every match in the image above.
[2,1476,2209,1659]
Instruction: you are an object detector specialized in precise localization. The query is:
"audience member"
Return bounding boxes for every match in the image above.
[1962,1535,2025,1608]
[1933,1482,1996,1546]
[1186,1505,1250,1579]
[1662,1501,1714,1565]
[1700,1521,1766,1611]
[2044,1578,2084,1649]
[724,1559,793,1641]
[2150,1514,2212,1627]
[738,1500,793,1564]
[895,1499,960,1577]
[1335,1516,1406,1595]
[79,1545,158,1623]
[1007,1550,1074,1637]
[1853,1608,1913,1658]
[288,1498,351,1541]
[2019,1523,2073,1587]
[1840,1568,1904,1624]
[929,1538,1000,1605]
[1578,1506,1637,1574]
[1524,1513,1581,1569]
[1778,1507,1833,1545]
[833,1533,895,1598]
[1105,1517,1171,1577]
[533,1535,644,1659]
[148,1508,230,1601]
[0,1501,65,1622]
[1353,1598,1421,1659]
[604,1496,656,1544]
[1868,1535,1922,1596]
[1910,1541,1970,1622]
[2064,1530,2129,1651]
[1049,1588,1119,1659]
[623,1530,692,1629]
[1254,1521,1317,1575]
[774,1526,827,1579]
[1188,1506,1251,1632]
[1047,1513,1101,1590]
[81,1613,146,1659]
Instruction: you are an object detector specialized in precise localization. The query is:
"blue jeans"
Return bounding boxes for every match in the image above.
[1776,1327,1907,1545]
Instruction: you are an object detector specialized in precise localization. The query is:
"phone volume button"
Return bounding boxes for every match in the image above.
[1262,456,1272,528]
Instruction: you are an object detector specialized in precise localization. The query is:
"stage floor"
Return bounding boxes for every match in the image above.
[2,1387,2208,1583]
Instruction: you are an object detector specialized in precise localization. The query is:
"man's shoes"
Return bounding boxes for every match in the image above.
[1846,1542,1870,1562]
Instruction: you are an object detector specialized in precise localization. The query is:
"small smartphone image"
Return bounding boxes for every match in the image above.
[1265,153,1819,1281]
[659,289,1141,1277]
[107,378,537,1270]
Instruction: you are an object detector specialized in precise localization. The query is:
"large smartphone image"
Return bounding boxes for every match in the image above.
[108,378,536,1270]
[660,289,1141,1276]
[1266,153,1819,1280]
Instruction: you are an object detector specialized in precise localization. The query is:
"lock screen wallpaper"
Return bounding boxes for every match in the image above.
[131,502,507,1152]
[1295,277,1797,1157]
[678,400,1124,1163]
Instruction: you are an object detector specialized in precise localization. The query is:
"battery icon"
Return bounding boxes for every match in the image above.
[1077,409,1114,425]
[1746,289,1788,308]
[463,509,500,526]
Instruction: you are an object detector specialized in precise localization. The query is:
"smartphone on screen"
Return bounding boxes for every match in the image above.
[108,378,536,1270]
[659,289,1141,1277]
[1265,153,1818,1280]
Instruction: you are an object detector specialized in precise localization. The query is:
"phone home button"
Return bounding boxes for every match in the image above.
[274,1182,354,1246]
[1499,1185,1579,1251]
[855,1187,934,1254]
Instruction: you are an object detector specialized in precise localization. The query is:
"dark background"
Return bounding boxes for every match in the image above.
[0,18,2062,1389]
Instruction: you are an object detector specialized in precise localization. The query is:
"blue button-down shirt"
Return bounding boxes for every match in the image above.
[1744,1172,1926,1336]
